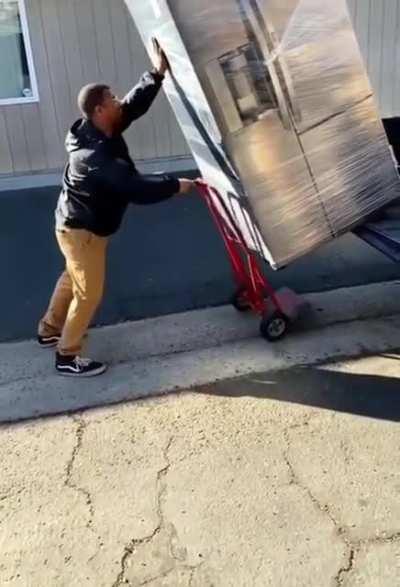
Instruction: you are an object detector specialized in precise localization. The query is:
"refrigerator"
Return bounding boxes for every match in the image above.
[125,0,400,269]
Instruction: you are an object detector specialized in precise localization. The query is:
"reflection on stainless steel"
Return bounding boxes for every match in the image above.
[125,0,400,269]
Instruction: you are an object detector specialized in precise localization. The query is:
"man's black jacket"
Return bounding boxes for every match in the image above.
[56,71,180,236]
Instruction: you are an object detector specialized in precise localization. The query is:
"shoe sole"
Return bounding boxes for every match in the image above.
[56,365,108,377]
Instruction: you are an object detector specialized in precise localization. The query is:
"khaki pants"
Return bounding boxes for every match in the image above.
[39,229,108,356]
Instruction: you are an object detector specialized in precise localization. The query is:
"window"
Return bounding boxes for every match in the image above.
[0,0,38,104]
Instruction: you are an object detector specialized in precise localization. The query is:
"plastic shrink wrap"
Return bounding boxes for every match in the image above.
[125,0,400,269]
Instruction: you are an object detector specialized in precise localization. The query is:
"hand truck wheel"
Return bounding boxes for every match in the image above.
[231,288,252,312]
[260,311,288,342]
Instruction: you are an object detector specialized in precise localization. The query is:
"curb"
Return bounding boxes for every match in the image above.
[89,280,400,362]
[1,280,400,384]
[1,281,400,422]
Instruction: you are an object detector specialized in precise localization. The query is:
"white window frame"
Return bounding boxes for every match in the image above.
[0,0,39,105]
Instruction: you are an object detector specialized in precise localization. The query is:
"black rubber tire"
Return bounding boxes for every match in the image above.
[260,312,288,342]
[231,289,252,312]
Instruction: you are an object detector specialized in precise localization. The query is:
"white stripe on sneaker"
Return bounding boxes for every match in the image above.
[57,365,107,377]
[57,365,82,373]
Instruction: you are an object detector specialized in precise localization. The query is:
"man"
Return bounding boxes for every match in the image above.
[38,43,194,377]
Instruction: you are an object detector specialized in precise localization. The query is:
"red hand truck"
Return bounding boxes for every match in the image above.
[195,180,305,341]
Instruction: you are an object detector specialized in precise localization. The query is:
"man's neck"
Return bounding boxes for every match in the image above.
[91,118,113,138]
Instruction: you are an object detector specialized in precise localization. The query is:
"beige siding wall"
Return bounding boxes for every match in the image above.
[0,0,189,176]
[1,0,400,176]
[347,0,400,117]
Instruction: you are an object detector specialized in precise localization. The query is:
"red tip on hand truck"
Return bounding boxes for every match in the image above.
[195,180,307,341]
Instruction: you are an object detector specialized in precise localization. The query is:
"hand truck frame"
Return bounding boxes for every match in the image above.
[195,180,306,341]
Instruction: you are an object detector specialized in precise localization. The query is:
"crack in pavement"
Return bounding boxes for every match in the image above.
[112,526,161,587]
[283,428,355,586]
[284,427,400,585]
[334,548,356,586]
[112,436,206,587]
[283,428,347,535]
[333,532,400,585]
[65,416,95,528]
[112,437,174,587]
[363,532,400,545]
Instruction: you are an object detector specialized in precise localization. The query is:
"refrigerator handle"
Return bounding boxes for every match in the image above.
[269,28,302,124]
[239,0,301,126]
[239,0,292,130]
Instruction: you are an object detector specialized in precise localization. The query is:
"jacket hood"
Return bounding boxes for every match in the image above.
[65,119,105,153]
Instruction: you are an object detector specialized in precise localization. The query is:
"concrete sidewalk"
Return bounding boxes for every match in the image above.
[1,349,399,586]
[1,281,400,422]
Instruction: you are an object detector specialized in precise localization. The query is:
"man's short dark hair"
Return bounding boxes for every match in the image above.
[77,83,110,119]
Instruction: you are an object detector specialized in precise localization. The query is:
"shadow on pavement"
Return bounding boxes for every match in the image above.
[1,352,400,426]
[199,356,400,422]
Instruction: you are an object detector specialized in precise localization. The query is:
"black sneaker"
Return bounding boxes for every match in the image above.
[56,353,107,377]
[38,333,60,348]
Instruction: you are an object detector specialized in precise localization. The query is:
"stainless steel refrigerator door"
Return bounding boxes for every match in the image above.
[249,0,400,238]
[299,96,400,234]
[253,0,373,132]
[158,0,293,135]
[224,115,335,265]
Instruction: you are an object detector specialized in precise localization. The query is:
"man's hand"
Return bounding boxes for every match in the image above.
[151,38,170,77]
[178,178,195,194]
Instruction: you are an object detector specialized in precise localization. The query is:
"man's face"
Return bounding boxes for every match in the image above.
[96,89,123,130]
